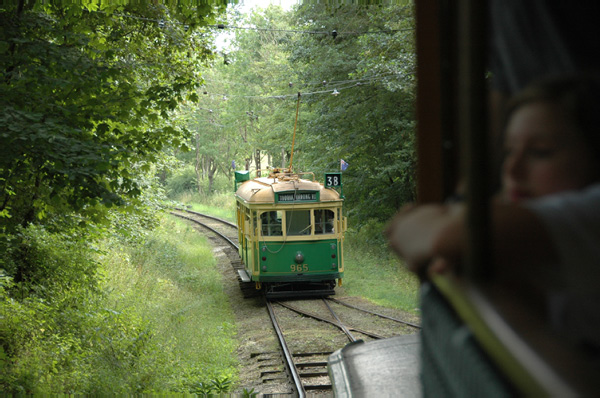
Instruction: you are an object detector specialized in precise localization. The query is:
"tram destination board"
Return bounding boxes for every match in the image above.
[276,191,318,203]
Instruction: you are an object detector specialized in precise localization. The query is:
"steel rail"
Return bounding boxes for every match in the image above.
[327,297,422,329]
[169,211,239,251]
[275,301,385,340]
[323,298,357,342]
[173,207,238,228]
[266,300,306,398]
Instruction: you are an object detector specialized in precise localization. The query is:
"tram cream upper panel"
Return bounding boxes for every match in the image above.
[236,177,341,203]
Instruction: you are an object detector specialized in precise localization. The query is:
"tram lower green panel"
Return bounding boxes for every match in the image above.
[252,239,343,282]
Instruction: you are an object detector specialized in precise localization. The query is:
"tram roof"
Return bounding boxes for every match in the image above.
[235,176,341,204]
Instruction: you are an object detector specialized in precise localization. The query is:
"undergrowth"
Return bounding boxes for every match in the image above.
[0,217,238,394]
[343,225,420,313]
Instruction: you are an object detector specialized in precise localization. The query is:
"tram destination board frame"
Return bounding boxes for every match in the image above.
[275,191,319,203]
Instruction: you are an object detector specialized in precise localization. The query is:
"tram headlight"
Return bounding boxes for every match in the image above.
[295,251,304,264]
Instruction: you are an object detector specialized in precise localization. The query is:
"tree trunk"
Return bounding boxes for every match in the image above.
[194,133,202,193]
[255,149,261,177]
[23,170,41,227]
[207,158,218,194]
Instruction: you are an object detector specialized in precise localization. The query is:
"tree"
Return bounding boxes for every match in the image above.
[285,3,417,223]
[0,3,225,231]
[162,2,417,224]
[220,5,302,172]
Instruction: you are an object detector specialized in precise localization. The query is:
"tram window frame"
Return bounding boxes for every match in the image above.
[260,211,283,236]
[243,208,251,235]
[285,209,312,236]
[315,209,335,234]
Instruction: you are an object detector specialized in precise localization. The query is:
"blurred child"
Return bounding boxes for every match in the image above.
[385,74,600,350]
[501,75,600,203]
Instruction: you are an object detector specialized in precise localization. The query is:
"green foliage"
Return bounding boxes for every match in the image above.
[0,226,105,393]
[286,4,417,224]
[0,4,223,230]
[173,4,418,227]
[165,164,234,199]
[243,387,259,397]
[0,216,238,394]
[166,165,200,197]
[207,172,237,194]
[1,3,242,395]
[1,224,100,300]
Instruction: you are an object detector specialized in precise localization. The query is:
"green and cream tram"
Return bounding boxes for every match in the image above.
[234,168,346,298]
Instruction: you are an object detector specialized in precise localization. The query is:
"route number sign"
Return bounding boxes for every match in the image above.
[325,172,342,188]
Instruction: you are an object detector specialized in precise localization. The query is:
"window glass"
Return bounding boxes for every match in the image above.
[285,210,312,235]
[315,209,335,234]
[260,211,282,236]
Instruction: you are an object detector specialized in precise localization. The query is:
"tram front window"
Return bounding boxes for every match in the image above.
[261,211,282,236]
[285,210,311,235]
[315,209,335,234]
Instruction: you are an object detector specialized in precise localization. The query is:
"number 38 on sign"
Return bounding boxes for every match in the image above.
[324,172,342,188]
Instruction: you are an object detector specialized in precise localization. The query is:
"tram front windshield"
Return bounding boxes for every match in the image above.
[260,209,335,237]
[285,210,311,235]
[261,211,283,236]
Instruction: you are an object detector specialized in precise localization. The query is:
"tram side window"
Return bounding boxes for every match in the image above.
[261,211,282,236]
[285,210,312,235]
[315,209,335,234]
[244,213,251,235]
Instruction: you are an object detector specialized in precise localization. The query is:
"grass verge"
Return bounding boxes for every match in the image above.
[174,191,236,223]
[0,216,238,394]
[343,229,420,313]
[99,216,239,393]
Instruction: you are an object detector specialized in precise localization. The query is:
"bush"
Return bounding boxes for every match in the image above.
[206,172,234,194]
[347,218,388,249]
[1,224,100,302]
[166,166,198,197]
[165,165,235,200]
[0,229,92,392]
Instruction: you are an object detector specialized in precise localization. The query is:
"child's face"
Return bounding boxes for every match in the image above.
[502,102,599,203]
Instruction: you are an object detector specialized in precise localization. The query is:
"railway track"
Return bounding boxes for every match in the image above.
[265,297,421,395]
[169,207,420,395]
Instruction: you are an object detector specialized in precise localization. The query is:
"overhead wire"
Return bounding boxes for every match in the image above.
[211,23,413,36]
[199,72,404,100]
[97,10,413,36]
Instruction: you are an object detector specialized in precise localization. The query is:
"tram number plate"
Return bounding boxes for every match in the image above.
[325,172,342,187]
[291,264,309,272]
